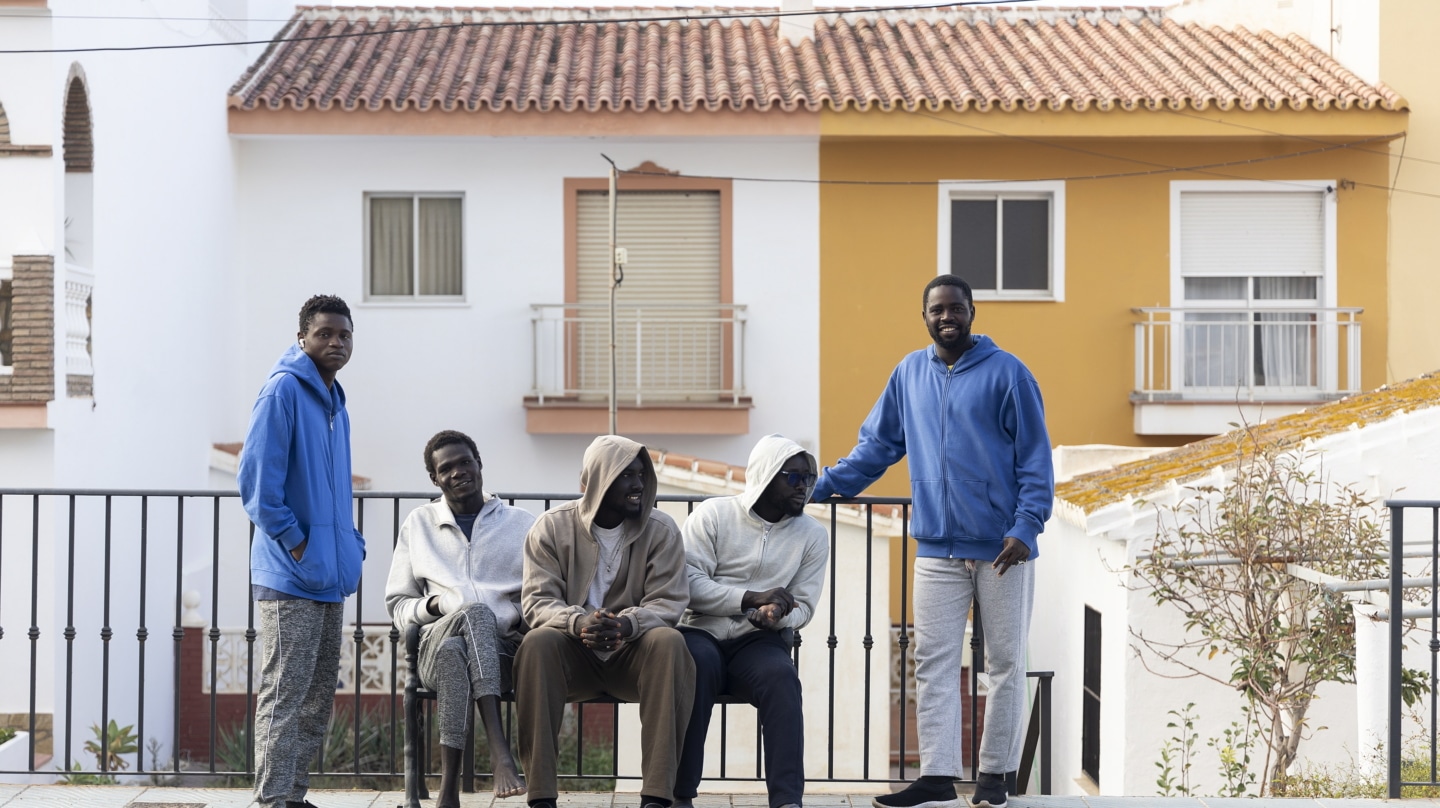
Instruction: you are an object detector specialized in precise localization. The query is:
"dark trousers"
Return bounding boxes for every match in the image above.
[676,627,803,807]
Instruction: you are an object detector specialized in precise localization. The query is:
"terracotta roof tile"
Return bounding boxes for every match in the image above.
[1056,372,1440,514]
[228,5,1402,114]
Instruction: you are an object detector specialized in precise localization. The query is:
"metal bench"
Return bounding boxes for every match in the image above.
[402,623,794,808]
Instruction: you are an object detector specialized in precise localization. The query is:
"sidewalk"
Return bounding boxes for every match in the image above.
[1,788,1439,808]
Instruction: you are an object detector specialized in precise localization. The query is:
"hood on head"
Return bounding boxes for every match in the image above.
[577,434,657,528]
[740,434,815,515]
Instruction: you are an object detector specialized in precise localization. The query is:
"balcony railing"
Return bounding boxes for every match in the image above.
[530,303,746,405]
[1133,306,1362,401]
[0,488,1051,794]
[64,264,93,379]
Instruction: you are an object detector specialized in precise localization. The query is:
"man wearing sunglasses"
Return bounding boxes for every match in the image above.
[673,434,830,808]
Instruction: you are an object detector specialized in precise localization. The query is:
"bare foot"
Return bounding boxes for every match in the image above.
[492,753,526,798]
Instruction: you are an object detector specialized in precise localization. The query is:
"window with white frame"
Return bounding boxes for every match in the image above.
[938,181,1065,301]
[365,193,463,299]
[1172,182,1334,393]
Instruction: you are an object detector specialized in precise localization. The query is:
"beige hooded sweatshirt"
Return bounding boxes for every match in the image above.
[521,434,688,639]
[681,434,830,641]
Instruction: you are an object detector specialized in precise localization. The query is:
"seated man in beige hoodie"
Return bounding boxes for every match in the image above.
[385,430,533,807]
[674,434,830,808]
[516,434,694,808]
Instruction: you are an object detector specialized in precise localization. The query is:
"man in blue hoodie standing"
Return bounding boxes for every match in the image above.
[812,275,1053,808]
[239,295,365,808]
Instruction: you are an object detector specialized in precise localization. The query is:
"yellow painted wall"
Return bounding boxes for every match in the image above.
[819,134,1395,496]
[1381,0,1440,381]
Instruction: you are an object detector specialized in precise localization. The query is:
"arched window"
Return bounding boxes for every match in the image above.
[62,76,92,173]
[62,68,94,397]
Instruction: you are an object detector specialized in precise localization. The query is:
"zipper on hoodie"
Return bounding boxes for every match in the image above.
[325,392,339,586]
[941,362,954,558]
[740,522,774,591]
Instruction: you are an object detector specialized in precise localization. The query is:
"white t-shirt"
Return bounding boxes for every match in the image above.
[586,523,626,613]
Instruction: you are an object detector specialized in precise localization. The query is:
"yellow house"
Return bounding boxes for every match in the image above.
[814,6,1407,496]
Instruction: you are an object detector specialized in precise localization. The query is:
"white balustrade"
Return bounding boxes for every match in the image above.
[64,264,93,377]
[202,624,406,695]
[529,302,747,404]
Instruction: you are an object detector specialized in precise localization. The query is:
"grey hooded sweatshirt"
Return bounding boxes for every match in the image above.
[521,434,689,639]
[681,434,830,641]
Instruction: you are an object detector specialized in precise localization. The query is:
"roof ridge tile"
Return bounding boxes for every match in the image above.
[230,7,1401,117]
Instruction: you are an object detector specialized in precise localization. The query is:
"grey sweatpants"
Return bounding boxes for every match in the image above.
[417,602,515,749]
[253,598,345,808]
[913,557,1034,777]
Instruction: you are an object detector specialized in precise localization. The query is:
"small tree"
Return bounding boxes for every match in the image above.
[1128,435,1392,795]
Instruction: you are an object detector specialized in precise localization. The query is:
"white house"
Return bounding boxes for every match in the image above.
[0,0,826,777]
[1033,372,1440,795]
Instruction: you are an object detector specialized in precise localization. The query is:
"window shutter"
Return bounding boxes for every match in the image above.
[1180,191,1325,277]
[576,190,722,401]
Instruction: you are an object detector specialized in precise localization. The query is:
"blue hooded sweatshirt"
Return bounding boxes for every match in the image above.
[238,344,365,602]
[811,334,1054,561]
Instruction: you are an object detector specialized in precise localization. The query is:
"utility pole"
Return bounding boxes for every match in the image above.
[602,155,624,435]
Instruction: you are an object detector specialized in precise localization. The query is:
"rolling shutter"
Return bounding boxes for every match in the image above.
[1180,191,1325,277]
[575,190,722,401]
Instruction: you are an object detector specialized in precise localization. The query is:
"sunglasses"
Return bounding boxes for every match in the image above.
[779,471,818,488]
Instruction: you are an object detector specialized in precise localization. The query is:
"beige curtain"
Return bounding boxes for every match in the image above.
[369,197,413,296]
[418,198,463,296]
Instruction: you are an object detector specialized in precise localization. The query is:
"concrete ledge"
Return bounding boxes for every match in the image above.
[0,404,47,429]
[524,397,752,435]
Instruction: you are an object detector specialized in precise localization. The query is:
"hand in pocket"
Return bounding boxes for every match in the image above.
[290,538,308,562]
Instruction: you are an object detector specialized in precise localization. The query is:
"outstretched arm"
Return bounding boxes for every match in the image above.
[812,368,908,501]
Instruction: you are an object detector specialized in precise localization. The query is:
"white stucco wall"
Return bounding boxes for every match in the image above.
[0,0,280,774]
[1037,404,1440,795]
[1169,0,1380,84]
[232,136,821,492]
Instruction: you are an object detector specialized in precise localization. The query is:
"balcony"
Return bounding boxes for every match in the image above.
[1132,306,1362,435]
[525,302,750,434]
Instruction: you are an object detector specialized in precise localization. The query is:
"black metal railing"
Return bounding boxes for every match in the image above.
[1387,500,1440,798]
[0,488,1051,794]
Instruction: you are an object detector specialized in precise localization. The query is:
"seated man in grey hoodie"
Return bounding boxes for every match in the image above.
[674,434,830,808]
[385,430,533,807]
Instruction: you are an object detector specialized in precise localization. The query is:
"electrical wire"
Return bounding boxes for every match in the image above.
[616,134,1397,188]
[1162,107,1440,169]
[0,0,1040,55]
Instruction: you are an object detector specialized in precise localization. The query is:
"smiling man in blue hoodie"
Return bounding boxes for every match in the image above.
[239,295,365,808]
[812,275,1053,808]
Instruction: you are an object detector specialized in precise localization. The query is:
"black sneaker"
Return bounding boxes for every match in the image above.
[872,778,960,808]
[968,772,1008,808]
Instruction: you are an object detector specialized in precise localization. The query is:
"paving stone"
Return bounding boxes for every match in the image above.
[4,786,146,807]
